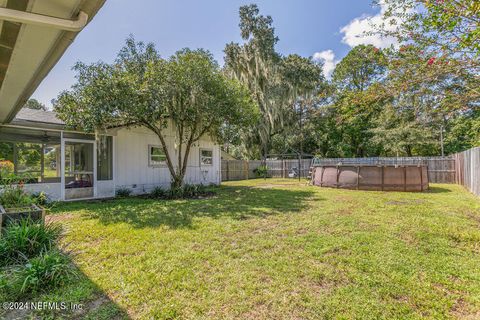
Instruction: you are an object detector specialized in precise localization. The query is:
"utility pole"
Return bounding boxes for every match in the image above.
[299,101,303,181]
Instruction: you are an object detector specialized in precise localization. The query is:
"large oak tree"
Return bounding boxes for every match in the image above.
[54,37,257,188]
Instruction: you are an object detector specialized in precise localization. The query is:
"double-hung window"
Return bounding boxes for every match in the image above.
[200,149,213,166]
[148,145,166,166]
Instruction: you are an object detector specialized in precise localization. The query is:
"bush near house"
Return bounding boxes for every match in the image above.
[0,184,34,208]
[146,184,216,200]
[0,219,62,266]
[115,188,132,198]
[0,175,74,303]
[0,170,50,209]
[166,184,214,199]
[0,160,14,180]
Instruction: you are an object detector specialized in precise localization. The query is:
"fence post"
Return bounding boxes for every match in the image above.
[356,166,360,190]
[381,166,384,191]
[244,160,249,180]
[298,155,301,181]
[320,166,325,187]
[336,166,340,188]
[226,160,229,181]
[419,166,423,191]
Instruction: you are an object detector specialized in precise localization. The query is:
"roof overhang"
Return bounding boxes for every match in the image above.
[0,0,106,124]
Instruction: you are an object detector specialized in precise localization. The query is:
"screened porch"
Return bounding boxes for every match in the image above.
[0,126,114,201]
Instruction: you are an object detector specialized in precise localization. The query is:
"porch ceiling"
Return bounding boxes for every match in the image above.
[0,0,106,124]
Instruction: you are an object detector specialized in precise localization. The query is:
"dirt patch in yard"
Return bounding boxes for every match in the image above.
[334,195,354,202]
[256,183,302,189]
[46,214,75,223]
[465,210,480,227]
[451,298,480,320]
[386,200,426,206]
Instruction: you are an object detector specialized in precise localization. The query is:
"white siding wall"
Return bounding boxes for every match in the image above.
[24,183,61,201]
[114,125,221,194]
[97,180,115,198]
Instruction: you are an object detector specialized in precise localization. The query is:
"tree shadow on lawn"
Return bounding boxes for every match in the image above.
[2,258,130,320]
[53,185,318,229]
[425,186,453,193]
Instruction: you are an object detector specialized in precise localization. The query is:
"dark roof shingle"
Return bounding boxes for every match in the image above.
[13,108,64,125]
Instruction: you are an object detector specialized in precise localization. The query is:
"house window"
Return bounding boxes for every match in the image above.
[149,145,166,166]
[97,136,113,181]
[200,149,213,166]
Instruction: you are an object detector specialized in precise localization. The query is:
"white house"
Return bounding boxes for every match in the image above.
[0,1,219,201]
[1,108,221,201]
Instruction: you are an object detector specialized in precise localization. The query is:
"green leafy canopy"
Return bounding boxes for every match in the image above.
[54,37,258,187]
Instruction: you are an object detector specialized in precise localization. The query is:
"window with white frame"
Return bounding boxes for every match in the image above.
[200,149,213,166]
[148,145,166,166]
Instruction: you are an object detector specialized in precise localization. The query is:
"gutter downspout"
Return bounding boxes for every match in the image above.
[0,8,88,32]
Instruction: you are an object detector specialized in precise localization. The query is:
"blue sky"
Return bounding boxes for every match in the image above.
[32,0,393,108]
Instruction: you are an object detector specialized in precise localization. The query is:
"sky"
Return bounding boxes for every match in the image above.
[32,0,395,109]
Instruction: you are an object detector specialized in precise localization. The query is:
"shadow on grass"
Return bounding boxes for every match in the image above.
[51,185,318,229]
[2,256,130,320]
[426,186,452,193]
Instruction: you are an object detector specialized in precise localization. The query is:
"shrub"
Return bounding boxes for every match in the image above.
[167,184,211,199]
[0,185,34,208]
[0,219,62,267]
[0,160,14,180]
[116,188,132,198]
[181,184,198,198]
[253,165,269,178]
[167,186,185,199]
[31,191,50,206]
[150,186,166,198]
[17,249,77,295]
[0,267,23,301]
[187,184,208,197]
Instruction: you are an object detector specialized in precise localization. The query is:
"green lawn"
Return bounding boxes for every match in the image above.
[8,179,480,319]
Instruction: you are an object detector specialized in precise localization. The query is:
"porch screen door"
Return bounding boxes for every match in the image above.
[63,141,95,200]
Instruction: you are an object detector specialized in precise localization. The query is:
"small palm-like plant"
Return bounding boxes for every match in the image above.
[0,219,62,267]
[150,186,166,198]
[18,249,77,294]
[116,187,132,198]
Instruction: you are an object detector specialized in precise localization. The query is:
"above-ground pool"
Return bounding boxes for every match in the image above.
[311,164,429,192]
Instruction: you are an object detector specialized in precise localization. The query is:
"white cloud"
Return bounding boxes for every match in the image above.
[340,2,398,49]
[312,50,338,78]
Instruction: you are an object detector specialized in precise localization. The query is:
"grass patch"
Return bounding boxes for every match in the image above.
[5,179,480,319]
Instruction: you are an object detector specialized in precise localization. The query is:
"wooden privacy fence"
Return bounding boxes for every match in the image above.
[222,151,480,197]
[221,160,262,181]
[221,159,312,181]
[222,156,456,183]
[265,159,312,178]
[454,147,480,196]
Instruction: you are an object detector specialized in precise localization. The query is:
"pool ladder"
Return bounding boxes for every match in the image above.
[306,166,314,185]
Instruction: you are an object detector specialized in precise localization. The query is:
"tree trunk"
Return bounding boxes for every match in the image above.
[171,174,183,189]
[299,101,303,181]
[147,122,206,190]
[405,145,413,157]
[261,141,269,164]
[145,124,186,189]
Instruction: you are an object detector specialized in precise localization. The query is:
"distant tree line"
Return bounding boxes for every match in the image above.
[225,2,479,159]
[50,1,479,191]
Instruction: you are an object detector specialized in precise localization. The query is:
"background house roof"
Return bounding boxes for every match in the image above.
[14,108,64,125]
